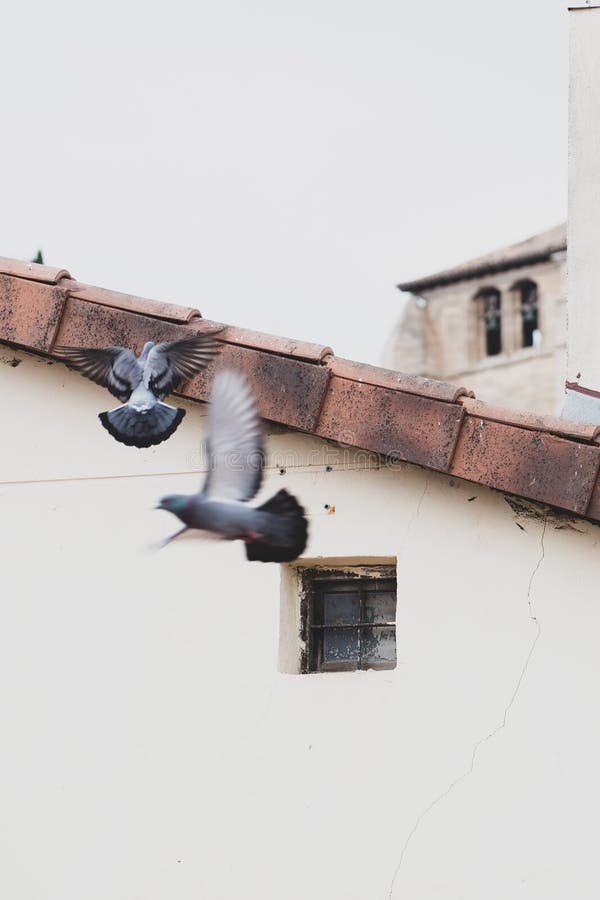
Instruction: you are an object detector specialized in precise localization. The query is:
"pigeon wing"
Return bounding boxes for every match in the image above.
[54,346,141,402]
[146,333,222,398]
[202,369,264,502]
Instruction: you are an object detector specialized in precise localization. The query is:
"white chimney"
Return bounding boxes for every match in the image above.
[564,3,600,421]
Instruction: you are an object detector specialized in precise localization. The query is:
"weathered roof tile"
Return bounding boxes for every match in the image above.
[0,257,71,285]
[185,344,331,432]
[63,281,200,324]
[208,321,332,363]
[326,356,471,403]
[584,474,600,521]
[460,397,600,443]
[0,275,67,352]
[450,416,600,515]
[52,297,197,354]
[315,375,465,471]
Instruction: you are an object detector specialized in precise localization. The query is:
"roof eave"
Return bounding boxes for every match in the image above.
[397,245,567,295]
[2,255,600,527]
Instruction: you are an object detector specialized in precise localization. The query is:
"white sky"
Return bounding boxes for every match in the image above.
[1,0,567,364]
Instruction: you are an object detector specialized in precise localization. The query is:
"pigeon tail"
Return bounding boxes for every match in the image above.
[99,402,185,448]
[245,489,308,563]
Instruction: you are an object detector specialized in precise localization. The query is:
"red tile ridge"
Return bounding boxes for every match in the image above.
[459,396,600,444]
[324,356,472,403]
[0,256,71,285]
[62,280,201,324]
[201,319,333,363]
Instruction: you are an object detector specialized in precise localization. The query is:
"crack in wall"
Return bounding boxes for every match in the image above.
[387,517,547,899]
[412,479,429,525]
[402,478,429,546]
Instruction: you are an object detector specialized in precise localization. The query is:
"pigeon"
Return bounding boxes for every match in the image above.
[54,332,222,448]
[156,368,308,562]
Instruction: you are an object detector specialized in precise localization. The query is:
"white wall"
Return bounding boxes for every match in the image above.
[2,350,600,899]
[568,5,600,388]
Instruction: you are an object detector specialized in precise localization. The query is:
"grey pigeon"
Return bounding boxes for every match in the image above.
[54,332,222,448]
[157,368,308,562]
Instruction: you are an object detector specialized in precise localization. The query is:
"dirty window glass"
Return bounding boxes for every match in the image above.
[307,577,397,673]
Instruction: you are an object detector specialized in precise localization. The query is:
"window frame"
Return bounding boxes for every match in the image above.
[474,286,503,357]
[299,565,397,674]
[513,279,540,349]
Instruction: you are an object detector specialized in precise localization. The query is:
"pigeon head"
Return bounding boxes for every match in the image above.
[140,340,155,360]
[156,494,189,514]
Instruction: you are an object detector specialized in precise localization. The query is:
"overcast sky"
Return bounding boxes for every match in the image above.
[1,0,567,364]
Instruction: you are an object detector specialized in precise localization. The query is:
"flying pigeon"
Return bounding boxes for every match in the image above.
[54,332,222,448]
[156,368,308,562]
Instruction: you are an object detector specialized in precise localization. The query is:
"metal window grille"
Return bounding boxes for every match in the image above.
[301,571,397,673]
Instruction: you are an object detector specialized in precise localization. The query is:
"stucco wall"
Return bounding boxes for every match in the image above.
[1,349,600,899]
[569,6,600,387]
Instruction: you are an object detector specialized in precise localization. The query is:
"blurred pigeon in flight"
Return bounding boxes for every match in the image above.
[55,332,222,448]
[156,369,308,562]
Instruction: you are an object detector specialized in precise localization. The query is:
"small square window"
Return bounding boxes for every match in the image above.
[301,569,397,673]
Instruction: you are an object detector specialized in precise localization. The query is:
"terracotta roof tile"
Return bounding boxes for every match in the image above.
[398,223,567,294]
[325,356,471,403]
[2,255,600,525]
[450,416,600,515]
[459,397,600,443]
[208,321,332,363]
[584,475,600,521]
[185,345,331,432]
[0,256,71,285]
[0,274,67,352]
[63,281,201,324]
[52,297,199,354]
[315,375,465,471]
